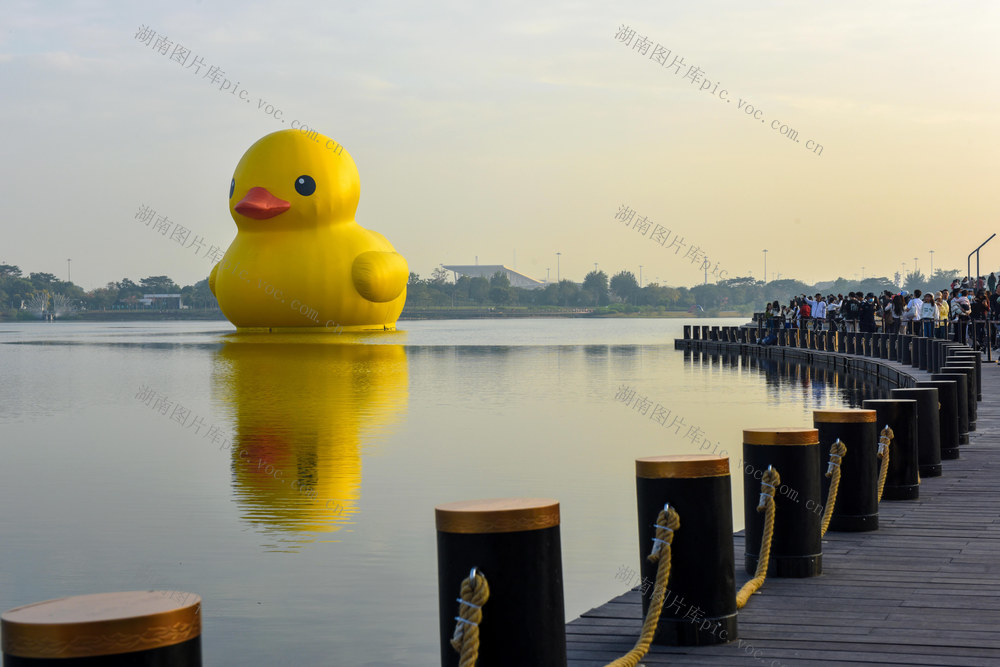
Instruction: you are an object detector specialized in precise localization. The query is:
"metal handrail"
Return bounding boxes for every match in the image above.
[967,233,996,283]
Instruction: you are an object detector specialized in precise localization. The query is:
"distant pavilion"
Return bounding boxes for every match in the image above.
[441,265,545,290]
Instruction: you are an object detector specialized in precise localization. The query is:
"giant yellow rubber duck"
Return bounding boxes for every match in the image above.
[209,129,408,331]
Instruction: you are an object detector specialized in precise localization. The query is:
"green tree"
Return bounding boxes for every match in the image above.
[29,272,58,290]
[469,277,489,304]
[430,267,450,285]
[454,276,472,303]
[609,271,639,304]
[557,280,580,306]
[86,286,119,311]
[541,283,560,306]
[904,270,925,292]
[488,271,512,305]
[582,270,609,306]
[139,276,179,293]
[182,279,217,309]
[930,268,960,289]
[489,271,511,289]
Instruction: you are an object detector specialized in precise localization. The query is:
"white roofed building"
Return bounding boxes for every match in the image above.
[442,265,545,289]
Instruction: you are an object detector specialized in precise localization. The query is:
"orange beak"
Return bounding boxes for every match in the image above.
[234,187,291,220]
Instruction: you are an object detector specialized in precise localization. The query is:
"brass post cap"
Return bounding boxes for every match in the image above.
[742,428,819,445]
[2,591,201,659]
[812,409,877,423]
[635,454,729,479]
[435,497,560,534]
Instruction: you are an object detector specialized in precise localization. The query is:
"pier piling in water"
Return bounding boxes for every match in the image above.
[862,399,920,500]
[635,455,737,646]
[1,591,202,666]
[915,380,961,460]
[940,364,977,431]
[890,387,942,477]
[813,409,879,532]
[435,498,566,667]
[742,429,822,577]
[932,372,970,444]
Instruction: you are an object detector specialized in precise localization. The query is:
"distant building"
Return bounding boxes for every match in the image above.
[140,294,183,309]
[442,265,545,290]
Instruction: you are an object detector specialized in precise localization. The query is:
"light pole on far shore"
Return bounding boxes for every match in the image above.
[67,258,71,284]
[639,265,643,288]
[929,250,935,277]
[556,252,561,282]
[762,249,767,285]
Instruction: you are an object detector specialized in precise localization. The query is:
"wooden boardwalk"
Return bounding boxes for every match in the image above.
[567,345,1000,666]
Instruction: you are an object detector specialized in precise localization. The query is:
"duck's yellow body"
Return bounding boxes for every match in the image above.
[210,129,408,331]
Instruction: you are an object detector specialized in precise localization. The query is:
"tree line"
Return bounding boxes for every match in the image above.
[405,267,965,314]
[0,264,216,318]
[0,261,966,319]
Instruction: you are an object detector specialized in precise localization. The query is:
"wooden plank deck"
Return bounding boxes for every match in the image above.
[567,344,1000,666]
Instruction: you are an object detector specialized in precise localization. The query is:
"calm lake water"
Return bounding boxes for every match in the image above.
[0,318,880,665]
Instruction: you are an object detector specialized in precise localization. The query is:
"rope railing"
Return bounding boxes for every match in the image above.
[821,438,847,538]
[450,568,490,667]
[604,504,681,667]
[876,426,894,502]
[736,466,780,608]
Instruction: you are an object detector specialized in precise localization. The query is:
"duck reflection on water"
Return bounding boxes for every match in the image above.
[212,335,408,548]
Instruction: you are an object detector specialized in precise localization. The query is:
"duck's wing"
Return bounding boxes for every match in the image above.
[351,251,408,302]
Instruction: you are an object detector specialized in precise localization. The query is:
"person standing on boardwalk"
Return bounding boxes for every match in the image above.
[955,291,972,343]
[841,292,859,331]
[949,290,962,341]
[970,292,989,349]
[935,293,950,339]
[990,289,1000,349]
[920,293,937,338]
[804,293,826,331]
[797,297,811,329]
[884,294,903,334]
[989,272,997,293]
[859,293,877,333]
[905,290,923,335]
[827,295,842,330]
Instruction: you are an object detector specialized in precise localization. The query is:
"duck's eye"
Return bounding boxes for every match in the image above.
[229,179,235,198]
[295,175,316,196]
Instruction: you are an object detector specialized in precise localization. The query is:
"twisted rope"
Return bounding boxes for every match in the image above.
[820,438,847,537]
[450,569,490,667]
[736,466,781,608]
[604,505,681,667]
[876,425,894,502]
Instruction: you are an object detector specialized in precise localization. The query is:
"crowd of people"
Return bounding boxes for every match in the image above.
[762,273,1000,350]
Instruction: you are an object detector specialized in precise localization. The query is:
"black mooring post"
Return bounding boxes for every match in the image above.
[635,455,737,646]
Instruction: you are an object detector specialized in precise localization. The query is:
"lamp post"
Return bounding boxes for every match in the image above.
[639,265,643,288]
[556,252,561,282]
[929,250,934,277]
[67,258,71,284]
[762,249,767,285]
[862,266,865,280]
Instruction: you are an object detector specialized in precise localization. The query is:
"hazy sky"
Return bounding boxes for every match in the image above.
[2,1,998,290]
